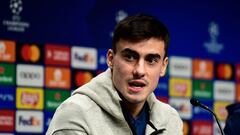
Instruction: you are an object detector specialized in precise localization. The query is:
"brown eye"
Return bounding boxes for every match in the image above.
[124,54,135,61]
[146,57,159,65]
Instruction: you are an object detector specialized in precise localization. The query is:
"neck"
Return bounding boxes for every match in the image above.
[122,99,146,119]
[116,90,147,118]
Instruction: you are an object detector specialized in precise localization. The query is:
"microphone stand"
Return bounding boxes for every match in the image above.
[190,98,225,135]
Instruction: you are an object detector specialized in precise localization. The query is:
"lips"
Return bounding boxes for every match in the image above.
[128,80,146,92]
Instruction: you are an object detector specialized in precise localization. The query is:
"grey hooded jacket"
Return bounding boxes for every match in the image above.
[46,68,183,135]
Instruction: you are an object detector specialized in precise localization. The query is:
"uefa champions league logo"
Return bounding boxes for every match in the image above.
[115,10,128,23]
[10,0,23,16]
[110,10,128,37]
[2,0,30,32]
[203,22,224,54]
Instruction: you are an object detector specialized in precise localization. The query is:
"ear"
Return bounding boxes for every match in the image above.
[160,57,168,77]
[106,49,114,69]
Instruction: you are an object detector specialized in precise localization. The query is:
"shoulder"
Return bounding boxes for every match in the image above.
[150,99,183,133]
[158,100,179,116]
[46,94,98,134]
[149,96,180,117]
[53,93,101,121]
[58,94,95,111]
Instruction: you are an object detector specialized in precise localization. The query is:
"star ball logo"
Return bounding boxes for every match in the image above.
[10,0,23,16]
[203,21,224,54]
[2,0,30,32]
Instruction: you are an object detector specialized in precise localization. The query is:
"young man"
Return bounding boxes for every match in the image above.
[46,14,183,135]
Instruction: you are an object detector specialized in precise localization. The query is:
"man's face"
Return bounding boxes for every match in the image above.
[107,38,168,105]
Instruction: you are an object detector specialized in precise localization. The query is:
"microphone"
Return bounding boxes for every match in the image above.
[190,98,225,135]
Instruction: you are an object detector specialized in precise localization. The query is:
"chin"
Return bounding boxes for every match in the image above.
[127,96,146,104]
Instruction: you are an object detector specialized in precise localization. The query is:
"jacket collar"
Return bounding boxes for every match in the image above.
[146,94,168,133]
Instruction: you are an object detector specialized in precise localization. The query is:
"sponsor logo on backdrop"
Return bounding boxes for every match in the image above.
[155,79,168,97]
[19,43,42,63]
[115,10,128,25]
[193,100,213,120]
[192,120,213,135]
[169,56,192,78]
[16,110,43,133]
[214,81,235,101]
[44,111,54,132]
[192,59,214,80]
[45,67,71,89]
[193,80,213,99]
[0,40,16,62]
[235,64,240,82]
[45,90,70,110]
[0,86,15,109]
[204,21,224,54]
[71,46,97,70]
[169,78,192,97]
[214,101,231,121]
[109,10,128,37]
[97,49,108,70]
[16,87,43,109]
[45,44,70,66]
[74,71,94,88]
[17,64,44,87]
[169,98,192,119]
[0,110,15,132]
[2,0,30,32]
[0,63,15,85]
[215,63,234,80]
[156,96,168,103]
[156,82,168,91]
[237,84,240,102]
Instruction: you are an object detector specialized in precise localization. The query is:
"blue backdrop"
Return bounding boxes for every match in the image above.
[0,0,240,62]
[0,0,240,135]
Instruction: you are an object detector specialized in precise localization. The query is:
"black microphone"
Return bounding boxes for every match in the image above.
[190,98,225,135]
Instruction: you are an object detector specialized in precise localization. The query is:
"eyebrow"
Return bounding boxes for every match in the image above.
[121,48,162,59]
[147,54,161,59]
[121,48,138,55]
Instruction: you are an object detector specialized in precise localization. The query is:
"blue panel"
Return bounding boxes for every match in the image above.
[192,99,214,120]
[0,86,15,109]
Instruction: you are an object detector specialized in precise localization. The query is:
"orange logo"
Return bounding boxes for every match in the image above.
[216,63,233,80]
[45,67,71,89]
[0,40,16,62]
[21,44,40,62]
[193,59,213,79]
[75,71,93,87]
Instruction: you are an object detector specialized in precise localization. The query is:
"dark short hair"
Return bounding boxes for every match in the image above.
[112,14,170,58]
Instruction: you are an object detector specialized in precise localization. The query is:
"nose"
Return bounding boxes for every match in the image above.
[133,59,146,77]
